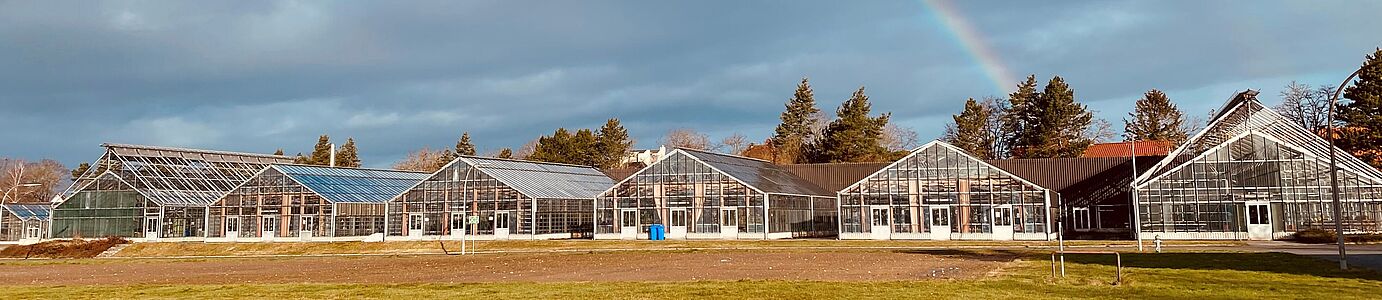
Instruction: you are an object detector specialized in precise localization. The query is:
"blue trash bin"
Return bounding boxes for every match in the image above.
[649,224,665,240]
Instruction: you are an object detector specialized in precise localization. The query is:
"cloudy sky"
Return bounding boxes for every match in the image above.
[1,0,1379,168]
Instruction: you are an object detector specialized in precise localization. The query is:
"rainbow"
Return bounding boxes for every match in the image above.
[923,0,1016,93]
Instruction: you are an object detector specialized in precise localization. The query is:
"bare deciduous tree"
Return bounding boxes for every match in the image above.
[514,138,540,159]
[392,148,449,173]
[882,123,920,151]
[0,158,67,203]
[1275,81,1335,133]
[660,128,714,150]
[721,132,749,155]
[1084,118,1119,143]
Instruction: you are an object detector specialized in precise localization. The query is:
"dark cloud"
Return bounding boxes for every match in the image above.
[1,0,1378,167]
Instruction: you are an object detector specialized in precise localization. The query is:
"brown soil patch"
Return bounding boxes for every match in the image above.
[0,238,128,259]
[0,250,1010,285]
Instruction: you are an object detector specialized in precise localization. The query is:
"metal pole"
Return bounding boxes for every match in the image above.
[1132,140,1143,252]
[1328,68,1363,270]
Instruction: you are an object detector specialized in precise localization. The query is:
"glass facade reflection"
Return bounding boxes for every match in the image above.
[838,142,1051,240]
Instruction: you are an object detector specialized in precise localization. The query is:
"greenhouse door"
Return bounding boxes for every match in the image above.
[721,208,739,239]
[494,211,511,239]
[450,212,466,238]
[929,207,951,240]
[408,214,424,239]
[224,217,240,239]
[620,209,638,239]
[144,216,160,240]
[1246,202,1272,240]
[669,209,688,239]
[870,206,891,240]
[992,205,1014,241]
[299,216,315,240]
[25,221,41,240]
[262,216,279,241]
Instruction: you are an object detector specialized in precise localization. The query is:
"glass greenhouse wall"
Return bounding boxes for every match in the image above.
[1,204,51,241]
[53,143,291,240]
[388,156,611,240]
[1135,91,1382,240]
[209,165,424,241]
[839,141,1051,240]
[595,149,836,240]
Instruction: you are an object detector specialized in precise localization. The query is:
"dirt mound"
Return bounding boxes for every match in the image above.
[0,237,129,259]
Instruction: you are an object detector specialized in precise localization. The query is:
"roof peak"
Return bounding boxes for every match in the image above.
[272,163,428,174]
[102,143,290,160]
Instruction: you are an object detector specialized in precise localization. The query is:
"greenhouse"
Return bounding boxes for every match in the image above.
[209,165,427,242]
[595,148,837,240]
[0,203,50,242]
[52,144,291,240]
[1134,90,1382,240]
[838,141,1053,241]
[387,156,613,240]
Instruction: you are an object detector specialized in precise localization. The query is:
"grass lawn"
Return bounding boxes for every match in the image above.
[3,250,1376,299]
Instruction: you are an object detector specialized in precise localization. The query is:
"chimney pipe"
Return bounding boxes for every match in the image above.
[330,143,337,167]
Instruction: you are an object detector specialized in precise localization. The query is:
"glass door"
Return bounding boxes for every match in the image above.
[494,211,511,239]
[869,206,890,240]
[620,209,638,239]
[261,215,279,240]
[224,217,240,239]
[992,205,1014,240]
[450,212,466,238]
[929,206,951,240]
[299,216,316,239]
[720,208,739,239]
[669,209,688,239]
[144,216,159,240]
[408,214,425,238]
[1246,202,1272,240]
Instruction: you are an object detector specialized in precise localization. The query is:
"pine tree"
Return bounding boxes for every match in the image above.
[816,86,891,163]
[307,135,333,166]
[70,162,91,179]
[571,129,599,166]
[1004,75,1041,158]
[1019,76,1094,158]
[942,98,996,158]
[337,138,362,167]
[1340,48,1382,168]
[293,153,311,164]
[455,132,477,156]
[530,128,573,164]
[595,118,633,168]
[497,148,513,159]
[273,149,285,156]
[1124,89,1188,144]
[770,77,821,164]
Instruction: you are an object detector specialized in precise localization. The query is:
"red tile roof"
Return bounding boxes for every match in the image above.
[1081,140,1175,158]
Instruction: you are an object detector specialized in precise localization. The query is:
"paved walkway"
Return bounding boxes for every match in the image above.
[1224,242,1382,271]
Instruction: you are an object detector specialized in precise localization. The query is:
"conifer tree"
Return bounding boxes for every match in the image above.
[293,153,310,164]
[1124,89,1188,144]
[70,162,91,179]
[1339,48,1382,168]
[497,148,514,159]
[1004,75,1041,157]
[571,129,599,166]
[454,132,477,156]
[308,135,332,166]
[530,128,573,164]
[337,138,362,167]
[273,149,285,156]
[770,77,821,164]
[942,98,996,158]
[1020,76,1093,158]
[595,118,633,168]
[815,87,891,163]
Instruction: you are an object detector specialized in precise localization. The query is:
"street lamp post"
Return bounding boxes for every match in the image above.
[1,183,43,204]
[1327,67,1364,271]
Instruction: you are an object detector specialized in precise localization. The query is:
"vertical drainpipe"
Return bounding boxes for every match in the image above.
[382,199,390,242]
[203,204,211,241]
[531,197,537,240]
[1043,191,1053,241]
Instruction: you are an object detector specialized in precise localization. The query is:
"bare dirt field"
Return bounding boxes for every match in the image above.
[0,250,1012,285]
